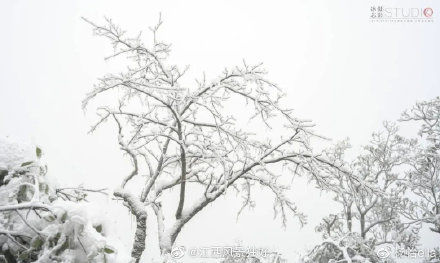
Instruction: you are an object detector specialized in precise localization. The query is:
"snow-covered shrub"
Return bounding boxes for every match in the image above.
[0,139,124,262]
[300,233,382,263]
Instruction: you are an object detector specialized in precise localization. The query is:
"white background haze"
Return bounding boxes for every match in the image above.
[0,0,439,261]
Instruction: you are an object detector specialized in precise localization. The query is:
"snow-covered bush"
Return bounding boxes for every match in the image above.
[300,233,381,263]
[0,138,125,262]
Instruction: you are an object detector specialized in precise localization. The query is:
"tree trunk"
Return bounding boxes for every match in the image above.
[360,214,366,239]
[347,209,352,232]
[160,251,172,263]
[0,169,8,186]
[175,144,187,219]
[132,214,147,263]
[158,238,173,263]
[114,190,148,263]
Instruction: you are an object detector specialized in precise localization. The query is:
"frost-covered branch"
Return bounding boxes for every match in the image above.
[401,97,440,235]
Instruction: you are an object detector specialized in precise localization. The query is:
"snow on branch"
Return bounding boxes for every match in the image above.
[83,16,361,258]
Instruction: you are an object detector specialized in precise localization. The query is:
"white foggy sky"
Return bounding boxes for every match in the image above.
[0,0,439,261]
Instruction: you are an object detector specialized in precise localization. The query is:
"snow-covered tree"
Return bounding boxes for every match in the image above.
[319,139,356,234]
[82,17,348,262]
[329,123,417,245]
[0,139,123,262]
[304,123,419,263]
[401,97,440,235]
[349,123,418,246]
[315,214,345,239]
[401,97,440,148]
